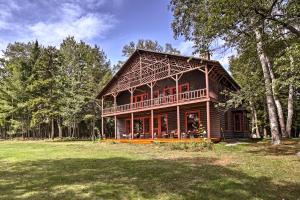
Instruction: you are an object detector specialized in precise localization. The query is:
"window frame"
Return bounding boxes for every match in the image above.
[185,110,201,133]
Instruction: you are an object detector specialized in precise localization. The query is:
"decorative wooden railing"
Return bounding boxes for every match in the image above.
[103,88,207,115]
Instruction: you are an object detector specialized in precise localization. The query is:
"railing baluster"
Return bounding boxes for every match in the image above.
[103,88,207,114]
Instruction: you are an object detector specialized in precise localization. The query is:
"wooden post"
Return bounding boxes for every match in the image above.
[205,65,209,99]
[101,97,104,137]
[113,95,117,109]
[175,74,179,102]
[150,82,154,139]
[205,65,211,139]
[151,110,154,139]
[131,113,134,139]
[114,115,117,139]
[177,105,180,139]
[206,101,211,139]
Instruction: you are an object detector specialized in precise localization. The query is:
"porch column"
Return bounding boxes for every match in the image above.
[206,101,211,139]
[175,74,179,102]
[151,110,154,139]
[101,97,104,137]
[205,65,211,139]
[114,115,117,139]
[113,94,117,111]
[131,113,134,139]
[205,65,209,99]
[177,105,181,139]
[150,82,154,139]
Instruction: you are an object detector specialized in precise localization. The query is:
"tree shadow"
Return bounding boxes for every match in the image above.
[0,156,299,200]
[246,139,300,156]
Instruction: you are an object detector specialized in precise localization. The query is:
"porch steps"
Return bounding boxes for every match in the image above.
[103,138,220,144]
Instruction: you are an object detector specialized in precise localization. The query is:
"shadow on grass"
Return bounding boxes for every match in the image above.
[246,139,300,156]
[0,156,299,200]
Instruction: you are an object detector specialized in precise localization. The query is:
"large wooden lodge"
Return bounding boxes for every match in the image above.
[97,49,249,140]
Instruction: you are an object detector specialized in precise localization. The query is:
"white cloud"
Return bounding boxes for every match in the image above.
[28,13,116,46]
[177,41,194,55]
[0,1,117,49]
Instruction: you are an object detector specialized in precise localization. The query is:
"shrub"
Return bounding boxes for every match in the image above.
[168,140,214,151]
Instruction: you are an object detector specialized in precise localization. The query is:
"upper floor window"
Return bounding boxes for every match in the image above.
[132,93,148,103]
[180,83,190,93]
[163,83,190,97]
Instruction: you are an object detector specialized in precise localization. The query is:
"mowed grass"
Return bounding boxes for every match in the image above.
[0,139,299,200]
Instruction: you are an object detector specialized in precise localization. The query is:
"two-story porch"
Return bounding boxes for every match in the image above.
[97,49,247,140]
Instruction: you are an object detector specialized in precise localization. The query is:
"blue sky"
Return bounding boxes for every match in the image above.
[0,0,235,69]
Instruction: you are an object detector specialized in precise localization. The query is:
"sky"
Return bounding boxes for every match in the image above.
[0,0,235,69]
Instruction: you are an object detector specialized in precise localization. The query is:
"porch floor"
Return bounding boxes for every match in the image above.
[103,138,220,144]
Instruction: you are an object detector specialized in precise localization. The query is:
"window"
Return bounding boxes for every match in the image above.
[153,91,159,98]
[185,111,200,133]
[179,83,190,93]
[125,119,131,133]
[132,93,148,103]
[163,87,176,102]
[144,118,150,133]
[134,119,143,133]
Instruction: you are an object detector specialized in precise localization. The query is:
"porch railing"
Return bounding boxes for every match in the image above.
[103,88,207,115]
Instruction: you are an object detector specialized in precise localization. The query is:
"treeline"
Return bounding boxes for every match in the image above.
[0,37,112,139]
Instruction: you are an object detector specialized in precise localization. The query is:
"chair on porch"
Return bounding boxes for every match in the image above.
[121,133,130,139]
[161,131,169,138]
[170,130,177,138]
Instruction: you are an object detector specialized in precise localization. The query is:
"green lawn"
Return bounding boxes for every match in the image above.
[0,139,299,200]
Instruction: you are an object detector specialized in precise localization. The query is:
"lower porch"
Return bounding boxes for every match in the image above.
[102,102,221,140]
[104,138,221,144]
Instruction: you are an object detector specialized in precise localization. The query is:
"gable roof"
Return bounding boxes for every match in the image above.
[97,49,239,98]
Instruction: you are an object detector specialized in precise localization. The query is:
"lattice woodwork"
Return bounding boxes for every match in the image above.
[104,51,207,95]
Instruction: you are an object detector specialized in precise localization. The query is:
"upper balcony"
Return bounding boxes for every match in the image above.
[102,88,207,116]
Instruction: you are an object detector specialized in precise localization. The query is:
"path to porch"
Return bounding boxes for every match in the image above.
[103,138,220,144]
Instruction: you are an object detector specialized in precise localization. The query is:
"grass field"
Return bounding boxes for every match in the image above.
[0,139,299,200]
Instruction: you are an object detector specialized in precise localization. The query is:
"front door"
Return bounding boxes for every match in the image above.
[153,116,161,138]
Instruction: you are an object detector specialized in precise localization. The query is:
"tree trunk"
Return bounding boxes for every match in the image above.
[254,27,280,145]
[286,85,294,138]
[51,119,55,139]
[265,56,287,137]
[250,102,260,138]
[253,107,260,138]
[58,119,63,138]
[91,119,96,141]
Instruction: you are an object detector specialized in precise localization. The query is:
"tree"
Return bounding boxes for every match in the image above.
[122,39,180,57]
[275,43,300,137]
[228,43,266,138]
[0,42,40,138]
[0,37,112,140]
[27,46,59,139]
[112,39,181,74]
[58,37,111,139]
[169,0,300,144]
